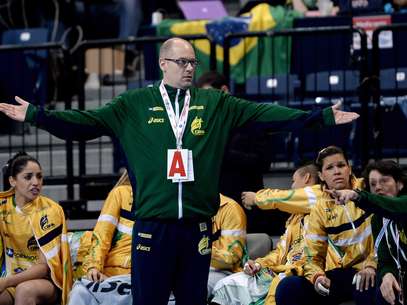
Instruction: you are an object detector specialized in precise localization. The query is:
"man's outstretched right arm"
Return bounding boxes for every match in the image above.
[0,96,119,140]
[0,96,29,122]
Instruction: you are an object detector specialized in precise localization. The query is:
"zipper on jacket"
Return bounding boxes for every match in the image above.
[175,89,183,219]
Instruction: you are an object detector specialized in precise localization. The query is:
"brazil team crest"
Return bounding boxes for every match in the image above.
[191,116,205,136]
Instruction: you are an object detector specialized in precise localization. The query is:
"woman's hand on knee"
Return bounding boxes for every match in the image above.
[243,260,261,276]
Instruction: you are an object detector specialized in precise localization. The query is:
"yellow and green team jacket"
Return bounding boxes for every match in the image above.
[259,214,342,305]
[303,179,376,283]
[255,184,323,214]
[82,185,134,277]
[256,214,310,275]
[262,214,306,305]
[211,194,247,272]
[0,189,73,305]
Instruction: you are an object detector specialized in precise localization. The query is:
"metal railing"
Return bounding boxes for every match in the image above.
[371,23,407,162]
[0,42,77,196]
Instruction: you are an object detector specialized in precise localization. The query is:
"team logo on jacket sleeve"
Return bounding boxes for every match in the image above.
[198,236,211,255]
[40,215,55,231]
[191,116,205,136]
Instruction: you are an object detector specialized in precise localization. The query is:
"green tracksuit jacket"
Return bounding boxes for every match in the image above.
[26,84,336,220]
[356,191,407,285]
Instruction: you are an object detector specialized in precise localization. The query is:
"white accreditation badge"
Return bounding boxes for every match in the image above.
[186,150,195,182]
[167,149,195,182]
[160,81,195,183]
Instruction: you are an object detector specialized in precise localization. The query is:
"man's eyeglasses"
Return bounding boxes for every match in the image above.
[164,58,199,68]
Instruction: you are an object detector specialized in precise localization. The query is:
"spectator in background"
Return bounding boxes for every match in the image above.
[119,0,143,76]
[196,71,267,201]
[393,0,407,10]
[238,0,286,15]
[195,71,229,92]
[196,71,280,236]
[75,0,142,76]
[292,0,317,14]
[0,152,72,305]
[384,0,407,12]
[291,0,339,16]
[329,160,407,305]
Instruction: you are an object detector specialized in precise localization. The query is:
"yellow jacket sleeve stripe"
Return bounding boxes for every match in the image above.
[304,186,317,206]
[332,225,372,247]
[305,234,328,242]
[117,223,132,235]
[98,214,119,226]
[221,229,246,237]
[43,245,60,260]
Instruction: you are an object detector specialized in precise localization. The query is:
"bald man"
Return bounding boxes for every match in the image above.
[0,38,359,305]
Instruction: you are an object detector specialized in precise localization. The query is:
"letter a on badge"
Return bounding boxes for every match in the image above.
[167,149,188,180]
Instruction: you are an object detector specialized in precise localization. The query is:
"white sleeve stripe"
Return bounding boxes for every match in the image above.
[98,214,118,226]
[332,225,372,247]
[280,239,286,251]
[304,186,317,206]
[117,223,132,236]
[305,234,328,241]
[221,229,246,237]
[43,245,60,260]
